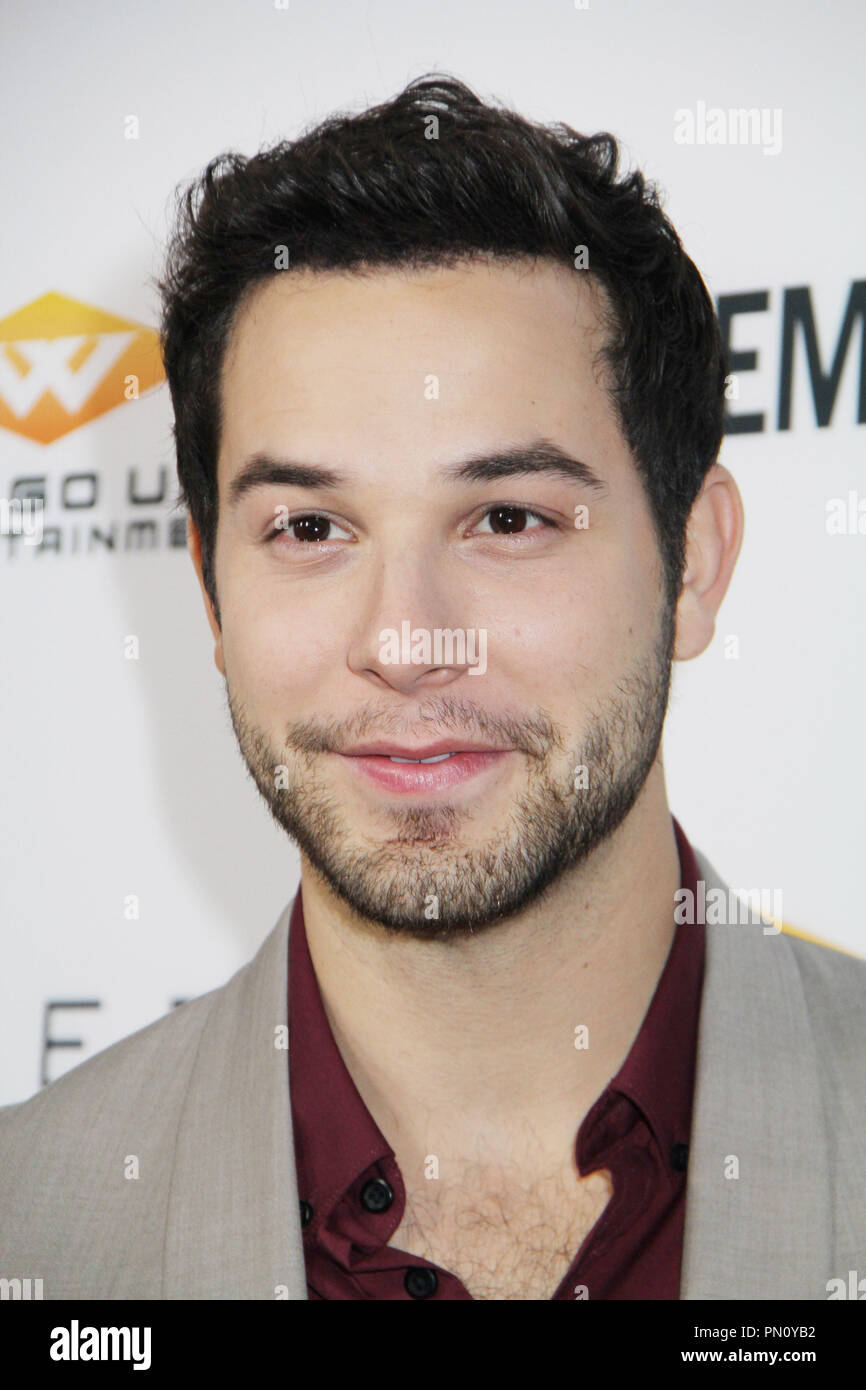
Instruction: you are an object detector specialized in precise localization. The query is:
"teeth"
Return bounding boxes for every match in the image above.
[388,752,456,763]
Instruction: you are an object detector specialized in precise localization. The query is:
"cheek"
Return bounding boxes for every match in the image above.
[504,559,656,718]
[586,516,664,649]
[526,564,638,664]
[219,588,338,717]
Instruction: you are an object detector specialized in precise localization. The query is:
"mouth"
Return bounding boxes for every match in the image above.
[334,744,513,794]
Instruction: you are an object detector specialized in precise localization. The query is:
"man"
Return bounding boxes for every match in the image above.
[1,73,863,1302]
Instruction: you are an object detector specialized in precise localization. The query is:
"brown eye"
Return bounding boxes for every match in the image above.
[292,515,333,543]
[267,513,353,544]
[474,506,553,536]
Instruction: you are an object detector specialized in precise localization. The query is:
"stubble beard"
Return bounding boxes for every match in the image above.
[225,599,675,940]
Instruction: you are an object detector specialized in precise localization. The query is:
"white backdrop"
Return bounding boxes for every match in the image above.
[1,0,864,1104]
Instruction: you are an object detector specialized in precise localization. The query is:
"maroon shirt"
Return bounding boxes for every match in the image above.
[288,816,704,1299]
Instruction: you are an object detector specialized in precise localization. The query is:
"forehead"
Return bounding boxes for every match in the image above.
[217,258,621,487]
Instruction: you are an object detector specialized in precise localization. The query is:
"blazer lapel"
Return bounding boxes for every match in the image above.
[162,899,307,1299]
[158,850,833,1299]
[680,849,833,1299]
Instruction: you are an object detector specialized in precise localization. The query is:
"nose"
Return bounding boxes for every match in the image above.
[346,548,485,695]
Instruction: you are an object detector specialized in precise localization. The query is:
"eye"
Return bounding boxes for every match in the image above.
[471,505,557,537]
[263,504,558,548]
[265,513,353,545]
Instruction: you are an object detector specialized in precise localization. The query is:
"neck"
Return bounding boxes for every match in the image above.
[298,770,680,1170]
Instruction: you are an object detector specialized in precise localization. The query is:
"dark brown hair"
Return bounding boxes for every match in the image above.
[158,72,728,621]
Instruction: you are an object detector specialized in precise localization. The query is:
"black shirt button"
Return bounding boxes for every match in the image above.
[404,1266,438,1299]
[360,1177,394,1213]
[299,1199,314,1228]
[670,1142,689,1172]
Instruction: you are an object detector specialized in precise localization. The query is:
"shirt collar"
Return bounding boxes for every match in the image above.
[289,814,705,1227]
[289,889,391,1228]
[579,816,705,1170]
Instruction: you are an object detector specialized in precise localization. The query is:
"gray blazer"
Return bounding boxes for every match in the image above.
[1,847,864,1300]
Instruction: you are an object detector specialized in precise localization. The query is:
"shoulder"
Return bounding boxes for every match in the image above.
[0,989,216,1291]
[0,984,218,1163]
[0,907,293,1297]
[0,984,229,1293]
[779,925,866,1054]
[693,840,866,1046]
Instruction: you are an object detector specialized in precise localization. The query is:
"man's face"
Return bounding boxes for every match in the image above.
[204,257,674,938]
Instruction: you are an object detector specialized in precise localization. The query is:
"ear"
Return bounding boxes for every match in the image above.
[674,464,745,661]
[187,516,225,676]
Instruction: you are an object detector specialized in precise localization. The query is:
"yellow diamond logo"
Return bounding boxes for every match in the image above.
[0,291,164,444]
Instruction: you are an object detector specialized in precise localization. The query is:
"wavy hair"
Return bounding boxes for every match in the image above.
[158,72,728,621]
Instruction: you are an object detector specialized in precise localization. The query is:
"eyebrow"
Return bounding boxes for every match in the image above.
[227,439,608,508]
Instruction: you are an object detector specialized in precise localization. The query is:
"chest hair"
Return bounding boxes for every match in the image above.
[390,1161,614,1301]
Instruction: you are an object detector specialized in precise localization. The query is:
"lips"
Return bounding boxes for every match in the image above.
[388,751,455,764]
[340,740,508,760]
[335,746,512,794]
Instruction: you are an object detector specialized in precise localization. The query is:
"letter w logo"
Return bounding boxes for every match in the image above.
[0,333,135,415]
[0,292,164,444]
